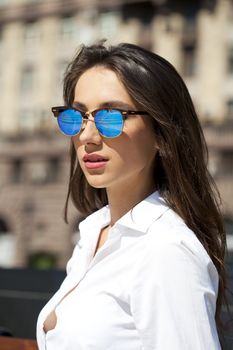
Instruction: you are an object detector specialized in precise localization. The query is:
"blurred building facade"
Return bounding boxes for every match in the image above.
[0,0,232,268]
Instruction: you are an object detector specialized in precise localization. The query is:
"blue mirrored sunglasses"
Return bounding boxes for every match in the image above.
[51,106,149,138]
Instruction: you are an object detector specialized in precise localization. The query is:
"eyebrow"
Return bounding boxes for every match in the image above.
[72,100,135,110]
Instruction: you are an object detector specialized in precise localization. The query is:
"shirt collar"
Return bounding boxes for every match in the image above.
[79,191,170,241]
[79,205,110,242]
[115,190,169,234]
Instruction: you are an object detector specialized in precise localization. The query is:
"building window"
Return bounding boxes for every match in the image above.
[183,16,196,36]
[182,43,196,77]
[164,15,173,33]
[226,99,233,119]
[20,65,35,95]
[18,110,35,133]
[47,157,60,182]
[60,16,77,42]
[37,109,49,131]
[122,1,155,26]
[219,150,233,176]
[31,162,48,184]
[181,13,197,78]
[24,21,40,49]
[228,46,233,75]
[22,198,35,214]
[77,22,96,45]
[98,12,120,40]
[12,158,23,183]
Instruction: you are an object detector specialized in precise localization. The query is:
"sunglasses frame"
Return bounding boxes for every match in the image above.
[51,106,149,138]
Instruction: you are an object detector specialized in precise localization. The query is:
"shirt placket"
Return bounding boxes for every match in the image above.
[86,228,122,271]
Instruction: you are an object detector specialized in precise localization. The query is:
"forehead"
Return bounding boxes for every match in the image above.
[74,66,136,108]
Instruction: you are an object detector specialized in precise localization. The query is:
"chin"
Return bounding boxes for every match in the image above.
[90,185,106,189]
[85,177,108,189]
[88,183,107,189]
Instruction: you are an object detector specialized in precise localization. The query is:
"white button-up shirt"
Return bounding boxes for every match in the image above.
[36,191,221,350]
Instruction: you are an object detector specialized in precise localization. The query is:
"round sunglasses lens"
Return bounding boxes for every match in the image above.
[57,109,82,136]
[95,109,123,137]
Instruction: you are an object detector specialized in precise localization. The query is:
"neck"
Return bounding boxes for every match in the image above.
[106,181,156,226]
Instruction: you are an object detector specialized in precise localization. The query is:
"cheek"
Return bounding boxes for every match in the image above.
[113,129,157,167]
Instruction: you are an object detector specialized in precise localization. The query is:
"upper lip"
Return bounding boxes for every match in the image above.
[83,154,109,162]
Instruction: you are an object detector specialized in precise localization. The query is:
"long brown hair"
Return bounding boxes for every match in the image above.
[62,41,229,336]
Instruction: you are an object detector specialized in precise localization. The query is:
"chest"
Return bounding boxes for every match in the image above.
[41,236,145,349]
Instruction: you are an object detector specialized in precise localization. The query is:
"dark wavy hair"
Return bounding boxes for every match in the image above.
[62,41,229,337]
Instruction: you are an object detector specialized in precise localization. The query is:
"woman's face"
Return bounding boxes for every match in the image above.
[72,66,158,193]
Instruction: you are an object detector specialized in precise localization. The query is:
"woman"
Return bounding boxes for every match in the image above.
[37,42,226,349]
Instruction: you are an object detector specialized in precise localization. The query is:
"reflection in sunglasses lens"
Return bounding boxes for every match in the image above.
[95,110,123,138]
[58,109,82,136]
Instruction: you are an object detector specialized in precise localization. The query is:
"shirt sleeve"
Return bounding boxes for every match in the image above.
[129,237,221,350]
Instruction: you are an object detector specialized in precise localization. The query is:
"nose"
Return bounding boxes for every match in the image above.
[78,113,102,145]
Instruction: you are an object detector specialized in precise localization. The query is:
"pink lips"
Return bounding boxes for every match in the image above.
[83,154,109,169]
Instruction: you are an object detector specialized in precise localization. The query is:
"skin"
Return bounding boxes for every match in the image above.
[72,66,159,229]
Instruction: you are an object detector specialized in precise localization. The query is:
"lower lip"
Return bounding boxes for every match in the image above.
[84,161,108,169]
